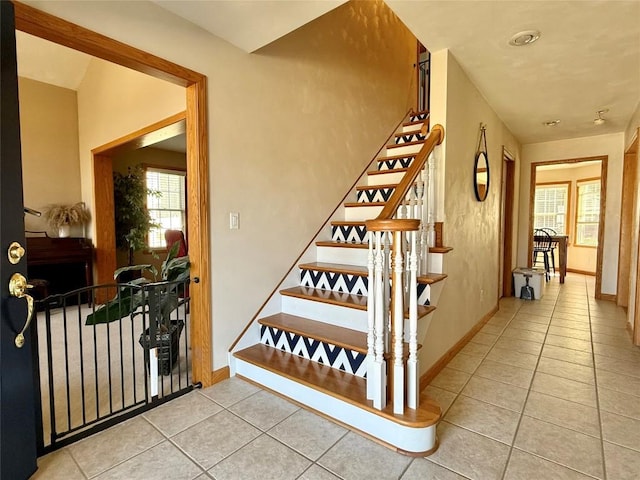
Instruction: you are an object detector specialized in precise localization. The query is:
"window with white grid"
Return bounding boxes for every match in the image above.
[576,179,600,247]
[533,183,568,234]
[146,167,186,249]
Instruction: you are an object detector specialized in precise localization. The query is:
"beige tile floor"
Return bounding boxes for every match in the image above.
[33,274,640,479]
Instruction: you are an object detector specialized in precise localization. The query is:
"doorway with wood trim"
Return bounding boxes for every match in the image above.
[499,147,516,297]
[528,156,607,298]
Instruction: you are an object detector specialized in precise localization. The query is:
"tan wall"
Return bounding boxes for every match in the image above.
[18,77,83,237]
[30,0,417,369]
[112,146,187,271]
[536,163,602,273]
[519,133,625,295]
[425,50,521,373]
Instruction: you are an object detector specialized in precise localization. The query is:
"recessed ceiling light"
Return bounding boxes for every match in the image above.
[509,30,541,46]
[594,109,609,126]
[543,120,560,127]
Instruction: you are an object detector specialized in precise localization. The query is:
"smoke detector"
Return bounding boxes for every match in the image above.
[594,109,608,126]
[543,120,560,127]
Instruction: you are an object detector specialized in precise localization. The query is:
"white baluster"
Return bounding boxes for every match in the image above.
[383,232,390,348]
[407,229,419,409]
[366,232,375,400]
[427,151,436,249]
[373,231,386,410]
[420,163,429,275]
[392,230,405,414]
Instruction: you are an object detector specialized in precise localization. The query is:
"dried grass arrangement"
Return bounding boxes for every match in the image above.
[44,202,90,229]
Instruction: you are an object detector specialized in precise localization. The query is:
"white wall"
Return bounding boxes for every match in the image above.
[26,0,417,371]
[520,133,625,295]
[425,50,521,372]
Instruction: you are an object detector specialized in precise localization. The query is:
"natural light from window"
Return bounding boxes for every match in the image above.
[146,168,186,249]
[533,183,568,234]
[576,179,600,247]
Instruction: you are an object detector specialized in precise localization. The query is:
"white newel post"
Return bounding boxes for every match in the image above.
[420,163,429,275]
[372,231,386,410]
[392,230,405,414]
[407,229,419,409]
[366,235,375,400]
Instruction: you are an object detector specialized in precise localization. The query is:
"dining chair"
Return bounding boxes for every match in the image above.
[532,228,553,281]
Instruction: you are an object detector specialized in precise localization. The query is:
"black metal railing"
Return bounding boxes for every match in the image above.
[32,280,196,454]
[418,53,430,113]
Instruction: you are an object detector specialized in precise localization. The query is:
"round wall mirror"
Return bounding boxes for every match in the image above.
[474,151,489,201]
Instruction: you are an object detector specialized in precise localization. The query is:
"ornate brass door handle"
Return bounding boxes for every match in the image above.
[9,273,34,348]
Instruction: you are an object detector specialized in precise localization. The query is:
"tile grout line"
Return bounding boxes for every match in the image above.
[499,281,560,480]
[586,278,608,480]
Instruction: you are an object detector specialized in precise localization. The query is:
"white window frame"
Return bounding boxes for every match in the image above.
[575,178,600,247]
[533,182,570,235]
[145,166,187,249]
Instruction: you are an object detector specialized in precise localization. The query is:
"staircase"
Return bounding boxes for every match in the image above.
[231,112,449,455]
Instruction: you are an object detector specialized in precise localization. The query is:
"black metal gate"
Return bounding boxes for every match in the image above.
[31,280,196,454]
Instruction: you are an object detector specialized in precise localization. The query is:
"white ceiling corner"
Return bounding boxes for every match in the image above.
[152,0,348,53]
[16,31,92,91]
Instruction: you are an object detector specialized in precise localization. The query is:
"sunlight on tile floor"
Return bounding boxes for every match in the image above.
[33,274,640,479]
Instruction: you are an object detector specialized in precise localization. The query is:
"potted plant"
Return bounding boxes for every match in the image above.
[85,241,190,375]
[44,202,90,237]
[113,165,159,266]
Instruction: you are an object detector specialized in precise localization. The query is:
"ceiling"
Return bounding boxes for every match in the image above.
[15,0,640,145]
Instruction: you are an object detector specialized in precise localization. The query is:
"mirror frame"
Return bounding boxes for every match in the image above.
[474,151,490,201]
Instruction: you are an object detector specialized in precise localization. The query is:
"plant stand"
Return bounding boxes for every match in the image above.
[139,320,184,376]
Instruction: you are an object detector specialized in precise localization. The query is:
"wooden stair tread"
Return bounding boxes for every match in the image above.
[299,262,368,276]
[259,313,366,353]
[429,246,453,254]
[393,128,422,137]
[316,241,367,249]
[344,202,386,207]
[280,286,367,310]
[280,286,434,318]
[386,140,425,149]
[331,221,366,226]
[356,183,398,191]
[417,273,448,285]
[235,344,441,428]
[377,153,417,162]
[317,241,451,255]
[368,168,408,176]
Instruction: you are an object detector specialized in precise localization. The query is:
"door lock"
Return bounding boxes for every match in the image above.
[8,241,25,264]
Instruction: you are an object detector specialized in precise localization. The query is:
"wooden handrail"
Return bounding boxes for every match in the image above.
[367,218,419,232]
[368,124,444,223]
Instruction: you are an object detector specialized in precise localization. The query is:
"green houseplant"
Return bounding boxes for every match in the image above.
[86,241,190,374]
[113,165,159,266]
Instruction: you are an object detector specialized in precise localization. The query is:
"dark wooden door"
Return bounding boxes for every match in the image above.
[0,2,39,478]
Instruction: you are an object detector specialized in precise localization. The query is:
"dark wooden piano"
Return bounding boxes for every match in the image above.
[26,236,94,303]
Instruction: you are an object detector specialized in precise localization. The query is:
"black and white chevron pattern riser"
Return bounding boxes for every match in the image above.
[332,224,368,243]
[410,112,428,122]
[418,283,430,306]
[378,156,414,171]
[260,325,367,377]
[356,187,395,203]
[395,132,426,145]
[300,269,368,295]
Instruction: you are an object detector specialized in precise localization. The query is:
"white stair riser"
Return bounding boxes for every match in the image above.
[233,363,437,454]
[367,172,405,186]
[385,143,423,156]
[317,245,368,265]
[281,295,368,331]
[260,325,367,377]
[429,252,445,274]
[344,205,383,221]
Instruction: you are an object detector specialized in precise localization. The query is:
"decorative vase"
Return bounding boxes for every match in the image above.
[58,224,71,238]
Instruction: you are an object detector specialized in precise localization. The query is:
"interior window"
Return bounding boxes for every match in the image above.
[146,167,186,248]
[575,179,600,247]
[533,183,569,234]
